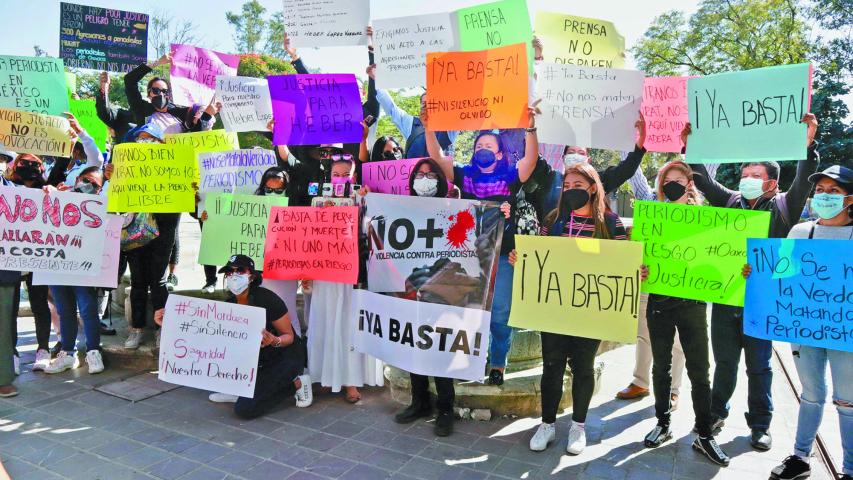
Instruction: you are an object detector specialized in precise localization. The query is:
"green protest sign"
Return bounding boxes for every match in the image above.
[69,98,108,151]
[632,201,770,306]
[455,0,534,73]
[0,55,69,115]
[65,72,77,97]
[198,193,289,267]
[686,63,812,163]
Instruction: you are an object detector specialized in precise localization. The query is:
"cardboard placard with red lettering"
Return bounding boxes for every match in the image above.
[641,76,693,153]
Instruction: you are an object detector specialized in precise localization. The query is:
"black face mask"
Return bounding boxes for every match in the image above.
[561,188,590,212]
[471,149,497,169]
[382,150,402,160]
[662,181,687,202]
[151,94,168,110]
[16,165,40,180]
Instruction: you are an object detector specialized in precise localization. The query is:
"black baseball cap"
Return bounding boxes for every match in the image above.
[809,165,853,192]
[218,254,256,274]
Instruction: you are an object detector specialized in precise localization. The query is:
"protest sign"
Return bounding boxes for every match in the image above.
[107,143,196,213]
[536,63,644,150]
[352,290,490,381]
[197,149,277,212]
[283,0,370,47]
[744,238,853,352]
[268,74,363,145]
[32,215,122,288]
[69,98,108,151]
[199,193,289,267]
[365,194,504,298]
[362,158,425,195]
[0,185,106,274]
[165,129,240,157]
[641,76,691,153]
[632,201,771,306]
[508,236,642,342]
[686,63,812,163]
[263,206,359,284]
[169,44,241,106]
[534,12,626,68]
[373,13,457,89]
[0,108,74,158]
[216,76,273,132]
[159,295,264,398]
[0,56,69,115]
[65,72,77,97]
[425,43,529,131]
[59,2,149,73]
[455,0,534,74]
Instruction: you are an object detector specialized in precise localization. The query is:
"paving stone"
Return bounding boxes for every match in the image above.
[176,466,229,480]
[322,420,366,438]
[179,441,232,463]
[145,456,202,480]
[304,454,357,477]
[298,431,347,452]
[243,460,296,479]
[114,446,175,470]
[208,450,264,475]
[339,464,394,480]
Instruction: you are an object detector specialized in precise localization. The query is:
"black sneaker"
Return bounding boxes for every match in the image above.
[100,321,117,336]
[692,436,730,466]
[643,425,672,448]
[770,455,810,479]
[50,341,62,356]
[394,402,432,424]
[751,429,772,451]
[434,411,453,437]
[486,369,504,386]
[839,475,851,480]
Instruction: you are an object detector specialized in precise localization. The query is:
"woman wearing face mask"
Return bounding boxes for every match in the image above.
[508,163,628,456]
[46,113,103,188]
[367,136,403,162]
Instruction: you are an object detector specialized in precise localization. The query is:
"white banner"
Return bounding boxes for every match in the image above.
[216,76,274,132]
[352,290,490,381]
[374,13,457,89]
[158,295,264,398]
[536,63,644,150]
[197,149,278,213]
[32,214,121,288]
[283,0,370,47]
[0,186,106,274]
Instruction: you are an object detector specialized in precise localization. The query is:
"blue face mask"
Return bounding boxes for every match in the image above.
[738,177,766,200]
[471,149,497,170]
[811,193,848,220]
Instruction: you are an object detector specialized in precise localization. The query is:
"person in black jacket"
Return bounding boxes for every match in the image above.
[96,71,140,145]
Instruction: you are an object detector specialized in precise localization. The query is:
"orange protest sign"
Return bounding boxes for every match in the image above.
[425,43,529,131]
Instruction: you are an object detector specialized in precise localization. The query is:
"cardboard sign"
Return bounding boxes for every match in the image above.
[455,0,534,74]
[0,109,74,158]
[216,76,273,132]
[534,12,626,68]
[373,13,457,90]
[268,74,363,145]
[642,76,691,153]
[632,201,771,306]
[283,0,370,47]
[361,158,423,195]
[32,214,122,288]
[197,149,278,212]
[159,295,264,398]
[536,63,643,149]
[0,185,106,274]
[0,56,69,115]
[509,235,642,342]
[107,143,196,213]
[199,193,289,267]
[744,238,853,352]
[164,130,240,156]
[686,63,812,163]
[59,2,149,73]
[263,206,359,284]
[425,43,529,131]
[169,44,241,106]
[69,98,108,151]
[352,290,490,381]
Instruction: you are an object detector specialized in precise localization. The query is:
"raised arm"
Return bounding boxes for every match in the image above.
[681,122,736,207]
[517,100,541,182]
[627,159,655,201]
[95,71,119,127]
[124,53,170,119]
[377,89,414,138]
[421,99,453,181]
[781,113,820,222]
[600,114,647,194]
[65,113,102,168]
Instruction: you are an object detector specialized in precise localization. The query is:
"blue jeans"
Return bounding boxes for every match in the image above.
[709,303,773,430]
[792,345,853,475]
[489,255,514,368]
[50,285,100,352]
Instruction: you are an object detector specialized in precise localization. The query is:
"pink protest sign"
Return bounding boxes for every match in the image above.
[267,74,363,145]
[362,158,453,196]
[170,44,241,106]
[641,76,692,153]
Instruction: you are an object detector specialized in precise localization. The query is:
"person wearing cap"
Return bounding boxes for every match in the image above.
[0,143,15,179]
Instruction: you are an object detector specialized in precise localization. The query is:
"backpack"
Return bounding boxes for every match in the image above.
[120,213,159,251]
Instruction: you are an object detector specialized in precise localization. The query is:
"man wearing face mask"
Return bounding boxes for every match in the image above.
[685,114,820,452]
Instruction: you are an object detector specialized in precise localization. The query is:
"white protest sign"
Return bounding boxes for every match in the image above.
[32,215,122,288]
[374,13,457,89]
[283,0,370,47]
[158,295,264,398]
[536,63,644,150]
[0,186,106,274]
[197,149,278,213]
[216,76,274,132]
[352,290,490,382]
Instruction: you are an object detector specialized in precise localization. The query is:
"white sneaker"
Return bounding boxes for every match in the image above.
[32,349,51,371]
[209,393,239,403]
[44,351,79,374]
[566,422,587,455]
[529,422,556,451]
[201,283,216,294]
[86,350,104,374]
[13,354,19,375]
[124,329,143,349]
[295,374,313,408]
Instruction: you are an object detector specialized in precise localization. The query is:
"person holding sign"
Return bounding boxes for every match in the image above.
[46,113,103,188]
[685,114,819,451]
[97,72,140,145]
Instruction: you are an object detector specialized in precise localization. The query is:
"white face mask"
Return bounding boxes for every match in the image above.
[412,177,439,197]
[136,138,159,144]
[563,153,588,168]
[226,273,250,295]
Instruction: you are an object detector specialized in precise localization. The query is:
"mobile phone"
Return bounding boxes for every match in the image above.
[334,183,346,197]
[308,182,319,196]
[351,184,362,194]
[321,183,333,197]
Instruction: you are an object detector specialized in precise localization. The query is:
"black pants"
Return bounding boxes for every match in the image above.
[169,222,180,265]
[198,220,217,285]
[235,337,306,419]
[12,273,52,351]
[126,214,179,329]
[540,332,601,424]
[410,373,455,413]
[648,301,713,437]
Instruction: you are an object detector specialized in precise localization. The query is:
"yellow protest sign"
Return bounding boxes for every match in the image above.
[107,143,196,213]
[164,129,240,155]
[0,108,74,157]
[509,235,642,343]
[534,12,626,68]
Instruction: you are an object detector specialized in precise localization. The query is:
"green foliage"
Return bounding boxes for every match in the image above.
[226,0,268,54]
[265,12,286,59]
[234,54,297,149]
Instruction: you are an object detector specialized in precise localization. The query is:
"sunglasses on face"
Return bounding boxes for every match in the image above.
[148,87,170,95]
[263,187,286,195]
[414,172,438,180]
[319,150,353,162]
[223,267,251,276]
[17,160,40,169]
